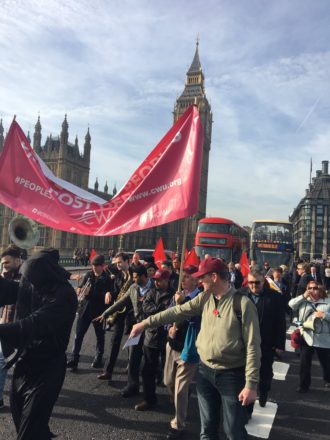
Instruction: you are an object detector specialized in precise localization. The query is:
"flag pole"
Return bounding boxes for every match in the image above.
[178,217,189,291]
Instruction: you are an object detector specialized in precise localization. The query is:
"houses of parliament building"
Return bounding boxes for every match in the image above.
[0,43,212,256]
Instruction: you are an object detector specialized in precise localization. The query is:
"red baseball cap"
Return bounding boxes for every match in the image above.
[153,269,170,280]
[192,258,228,278]
[184,265,198,275]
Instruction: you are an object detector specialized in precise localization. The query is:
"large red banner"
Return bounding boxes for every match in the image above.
[0,106,204,236]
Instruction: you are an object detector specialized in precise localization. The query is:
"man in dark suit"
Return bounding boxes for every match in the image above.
[310,264,322,284]
[240,267,286,414]
[228,262,243,289]
[296,263,313,296]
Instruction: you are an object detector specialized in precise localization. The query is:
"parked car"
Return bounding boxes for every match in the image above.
[135,248,173,263]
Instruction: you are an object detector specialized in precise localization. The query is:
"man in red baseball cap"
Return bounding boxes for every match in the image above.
[130,257,261,439]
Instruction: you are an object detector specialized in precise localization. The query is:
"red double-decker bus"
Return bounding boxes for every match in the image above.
[195,217,249,262]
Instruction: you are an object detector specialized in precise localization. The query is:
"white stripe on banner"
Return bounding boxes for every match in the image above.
[273,361,290,381]
[247,401,278,439]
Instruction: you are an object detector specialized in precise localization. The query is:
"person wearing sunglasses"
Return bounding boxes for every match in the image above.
[289,281,330,392]
[241,267,286,415]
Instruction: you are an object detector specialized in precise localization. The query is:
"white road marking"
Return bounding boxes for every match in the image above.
[273,361,290,380]
[247,401,278,439]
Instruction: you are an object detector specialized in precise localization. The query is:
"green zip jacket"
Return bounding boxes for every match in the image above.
[143,287,261,390]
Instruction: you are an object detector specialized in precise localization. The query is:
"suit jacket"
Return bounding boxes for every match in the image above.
[310,272,322,284]
[296,273,314,296]
[240,287,286,351]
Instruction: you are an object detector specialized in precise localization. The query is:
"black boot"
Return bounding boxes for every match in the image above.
[67,356,79,372]
[259,391,268,407]
[91,354,103,368]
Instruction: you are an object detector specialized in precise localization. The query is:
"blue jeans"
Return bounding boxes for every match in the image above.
[197,362,248,440]
[0,341,8,400]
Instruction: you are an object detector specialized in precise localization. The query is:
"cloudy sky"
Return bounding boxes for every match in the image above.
[1,0,330,227]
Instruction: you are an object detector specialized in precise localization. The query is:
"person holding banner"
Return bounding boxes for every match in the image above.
[130,258,261,440]
[0,248,77,440]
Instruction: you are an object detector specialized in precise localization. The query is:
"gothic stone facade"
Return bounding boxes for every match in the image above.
[0,116,118,255]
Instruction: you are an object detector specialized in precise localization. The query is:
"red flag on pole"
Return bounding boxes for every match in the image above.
[153,238,166,269]
[89,248,97,263]
[183,248,200,268]
[0,106,203,236]
[239,251,250,286]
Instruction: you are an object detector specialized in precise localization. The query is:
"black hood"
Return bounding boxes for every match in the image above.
[19,248,68,290]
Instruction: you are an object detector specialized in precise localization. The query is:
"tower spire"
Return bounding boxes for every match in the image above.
[60,114,69,155]
[84,126,91,162]
[33,115,42,152]
[187,38,202,74]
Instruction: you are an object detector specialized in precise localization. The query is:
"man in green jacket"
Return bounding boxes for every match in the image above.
[130,258,261,440]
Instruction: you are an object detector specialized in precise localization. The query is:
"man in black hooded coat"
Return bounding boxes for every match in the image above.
[0,248,78,440]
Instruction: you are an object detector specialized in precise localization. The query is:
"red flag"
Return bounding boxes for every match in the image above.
[0,106,203,236]
[239,251,250,286]
[239,251,250,277]
[153,238,166,269]
[184,249,189,261]
[183,248,200,268]
[89,248,97,263]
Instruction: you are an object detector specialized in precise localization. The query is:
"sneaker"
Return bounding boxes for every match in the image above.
[134,401,156,411]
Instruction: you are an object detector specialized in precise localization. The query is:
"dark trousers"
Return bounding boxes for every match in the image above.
[196,362,248,440]
[259,348,274,394]
[72,310,105,359]
[104,313,125,375]
[300,339,330,389]
[246,348,274,416]
[11,354,66,440]
[142,346,159,405]
[127,336,144,391]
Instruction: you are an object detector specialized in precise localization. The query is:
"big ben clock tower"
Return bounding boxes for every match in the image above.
[114,41,213,253]
[164,40,213,249]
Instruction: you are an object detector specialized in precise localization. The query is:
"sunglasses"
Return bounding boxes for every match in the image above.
[307,286,319,290]
[248,281,261,285]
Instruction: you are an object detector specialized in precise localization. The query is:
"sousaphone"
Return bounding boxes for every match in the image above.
[8,215,40,249]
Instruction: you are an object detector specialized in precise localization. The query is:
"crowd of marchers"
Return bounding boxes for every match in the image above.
[0,247,329,440]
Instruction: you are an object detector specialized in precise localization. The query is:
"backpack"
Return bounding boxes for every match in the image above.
[233,291,243,326]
